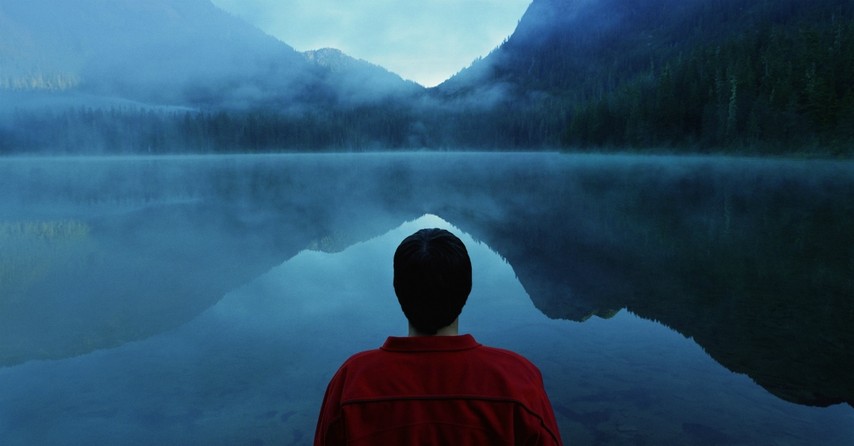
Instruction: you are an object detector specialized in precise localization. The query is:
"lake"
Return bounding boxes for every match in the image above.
[0,152,852,445]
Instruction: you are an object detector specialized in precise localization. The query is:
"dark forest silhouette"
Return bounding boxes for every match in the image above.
[1,0,852,155]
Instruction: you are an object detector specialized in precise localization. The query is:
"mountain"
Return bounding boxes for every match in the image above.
[1,0,852,155]
[303,48,422,105]
[439,0,854,155]
[0,0,298,106]
[0,0,417,110]
[444,0,736,94]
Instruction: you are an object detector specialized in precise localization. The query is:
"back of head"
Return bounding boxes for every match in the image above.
[393,228,472,335]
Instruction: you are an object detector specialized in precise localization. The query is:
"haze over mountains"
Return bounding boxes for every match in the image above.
[0,0,416,109]
[1,0,852,155]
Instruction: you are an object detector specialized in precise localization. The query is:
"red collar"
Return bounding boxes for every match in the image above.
[381,334,481,353]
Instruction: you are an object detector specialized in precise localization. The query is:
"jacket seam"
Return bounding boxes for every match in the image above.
[340,395,561,444]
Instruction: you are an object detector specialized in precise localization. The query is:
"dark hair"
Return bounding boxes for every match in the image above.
[393,228,472,335]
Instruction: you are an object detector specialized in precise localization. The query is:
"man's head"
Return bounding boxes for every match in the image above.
[393,228,472,335]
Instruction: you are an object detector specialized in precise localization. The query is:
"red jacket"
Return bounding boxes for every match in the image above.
[314,334,563,445]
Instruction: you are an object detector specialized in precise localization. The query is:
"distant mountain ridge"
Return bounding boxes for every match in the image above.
[303,48,422,104]
[0,0,417,108]
[1,0,851,155]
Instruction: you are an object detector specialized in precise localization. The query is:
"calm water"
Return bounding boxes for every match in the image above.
[0,153,852,445]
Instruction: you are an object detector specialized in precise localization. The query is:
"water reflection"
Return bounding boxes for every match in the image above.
[436,156,854,409]
[1,154,852,445]
[0,214,851,445]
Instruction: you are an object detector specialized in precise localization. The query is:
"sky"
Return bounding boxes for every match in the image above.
[210,0,532,87]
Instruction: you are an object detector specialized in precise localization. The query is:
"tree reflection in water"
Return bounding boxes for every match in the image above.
[0,153,851,445]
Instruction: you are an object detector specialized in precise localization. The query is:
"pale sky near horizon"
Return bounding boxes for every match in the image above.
[210,0,531,87]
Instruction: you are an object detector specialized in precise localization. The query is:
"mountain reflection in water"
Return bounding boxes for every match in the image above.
[0,153,851,445]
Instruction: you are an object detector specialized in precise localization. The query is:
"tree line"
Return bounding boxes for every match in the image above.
[563,14,854,155]
[0,105,412,154]
[1,0,851,156]
[0,98,565,154]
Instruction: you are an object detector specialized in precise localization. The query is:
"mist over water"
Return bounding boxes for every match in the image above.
[1,153,852,445]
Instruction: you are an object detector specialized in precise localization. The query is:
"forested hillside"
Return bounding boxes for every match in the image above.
[1,0,852,155]
[563,0,854,155]
[444,0,854,155]
[0,0,422,153]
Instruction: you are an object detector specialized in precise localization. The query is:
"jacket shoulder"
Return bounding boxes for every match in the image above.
[477,345,544,376]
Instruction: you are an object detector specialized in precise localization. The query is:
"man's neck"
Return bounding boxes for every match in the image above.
[408,319,459,337]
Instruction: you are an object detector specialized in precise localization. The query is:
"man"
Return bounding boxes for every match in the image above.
[314,228,563,445]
